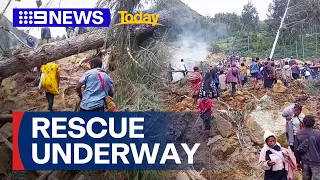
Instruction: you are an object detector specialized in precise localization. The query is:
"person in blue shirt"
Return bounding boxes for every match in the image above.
[76,58,114,112]
[250,58,260,89]
[289,56,296,66]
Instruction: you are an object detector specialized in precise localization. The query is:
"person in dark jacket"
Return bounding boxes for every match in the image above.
[291,61,300,80]
[41,27,51,43]
[198,71,217,99]
[294,115,320,180]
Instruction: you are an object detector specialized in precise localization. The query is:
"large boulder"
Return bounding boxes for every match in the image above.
[273,80,287,93]
[215,114,235,138]
[211,137,238,160]
[246,110,287,146]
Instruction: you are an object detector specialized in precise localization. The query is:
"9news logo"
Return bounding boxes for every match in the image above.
[12,8,111,27]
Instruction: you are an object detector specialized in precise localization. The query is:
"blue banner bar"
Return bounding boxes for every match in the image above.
[12,8,111,27]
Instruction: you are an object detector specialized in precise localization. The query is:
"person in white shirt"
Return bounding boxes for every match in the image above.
[180,59,187,77]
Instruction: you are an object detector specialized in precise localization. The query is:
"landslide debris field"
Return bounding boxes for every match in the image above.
[0,50,319,180]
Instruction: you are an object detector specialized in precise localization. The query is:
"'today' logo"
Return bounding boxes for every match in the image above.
[114,10,164,26]
[12,8,111,27]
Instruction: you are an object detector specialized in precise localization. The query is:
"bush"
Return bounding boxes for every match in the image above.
[208,43,221,53]
[306,77,320,95]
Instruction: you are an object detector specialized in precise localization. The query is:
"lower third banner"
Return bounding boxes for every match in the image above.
[13,112,203,170]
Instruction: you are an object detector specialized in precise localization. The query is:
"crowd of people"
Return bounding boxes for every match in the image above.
[186,55,320,179]
[259,102,320,180]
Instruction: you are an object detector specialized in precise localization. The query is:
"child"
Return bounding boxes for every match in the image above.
[218,70,227,92]
[198,92,213,138]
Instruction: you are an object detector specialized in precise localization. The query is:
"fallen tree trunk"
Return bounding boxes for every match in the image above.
[0,114,12,123]
[0,29,106,79]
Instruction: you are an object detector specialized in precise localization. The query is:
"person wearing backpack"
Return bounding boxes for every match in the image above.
[226,63,240,97]
[76,58,114,112]
[294,115,320,180]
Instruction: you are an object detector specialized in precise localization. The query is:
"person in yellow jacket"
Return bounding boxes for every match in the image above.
[239,62,249,87]
[40,62,60,112]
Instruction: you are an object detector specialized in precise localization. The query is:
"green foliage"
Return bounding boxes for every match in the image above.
[240,1,259,32]
[306,77,320,95]
[208,43,222,53]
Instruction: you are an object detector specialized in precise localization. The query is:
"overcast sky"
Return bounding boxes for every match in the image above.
[1,0,273,39]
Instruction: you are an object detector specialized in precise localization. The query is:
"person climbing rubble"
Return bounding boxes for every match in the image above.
[259,131,297,180]
[282,103,305,152]
[39,62,60,112]
[187,66,202,105]
[198,91,213,138]
[226,63,240,97]
[76,58,114,112]
[294,115,320,180]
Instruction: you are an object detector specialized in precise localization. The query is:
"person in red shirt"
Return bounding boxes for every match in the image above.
[198,92,213,138]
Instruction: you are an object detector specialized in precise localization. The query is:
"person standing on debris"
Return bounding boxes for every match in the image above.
[212,67,220,100]
[291,61,300,80]
[294,115,320,180]
[281,61,293,87]
[289,56,296,66]
[262,62,274,93]
[226,63,240,97]
[167,63,174,82]
[198,91,213,138]
[76,58,114,112]
[198,71,217,99]
[218,70,227,92]
[41,27,51,44]
[180,59,187,77]
[282,103,305,151]
[250,58,260,89]
[239,63,248,87]
[39,62,60,112]
[259,131,294,180]
[270,62,277,84]
[187,66,203,105]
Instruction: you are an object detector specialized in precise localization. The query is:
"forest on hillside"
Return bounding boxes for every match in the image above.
[208,0,320,60]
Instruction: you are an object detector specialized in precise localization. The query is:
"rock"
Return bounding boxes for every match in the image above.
[211,137,238,160]
[273,81,287,93]
[236,96,245,103]
[176,172,190,180]
[260,95,273,109]
[246,110,286,145]
[0,146,11,173]
[215,115,235,138]
[207,135,223,146]
[235,91,244,96]
[221,90,231,98]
